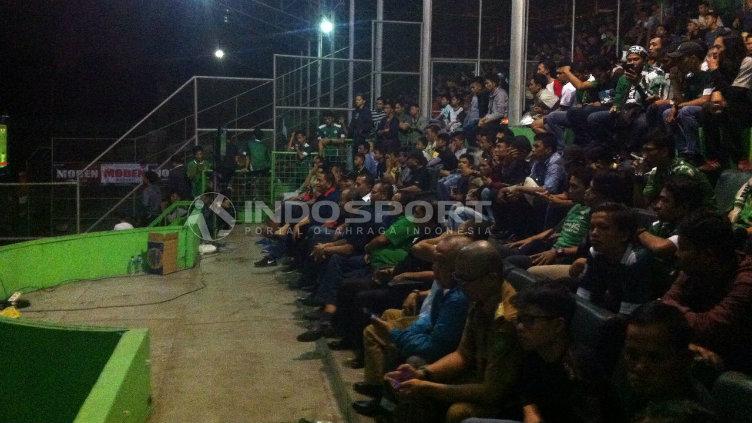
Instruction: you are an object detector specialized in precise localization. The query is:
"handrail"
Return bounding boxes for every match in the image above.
[78,77,196,176]
[84,135,198,233]
[147,201,193,228]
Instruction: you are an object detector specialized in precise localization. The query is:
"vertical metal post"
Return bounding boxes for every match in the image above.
[273,55,278,150]
[76,180,81,234]
[374,0,384,100]
[235,97,238,130]
[508,0,529,126]
[571,0,576,61]
[476,0,483,75]
[299,55,305,127]
[329,10,335,108]
[317,33,323,126]
[419,0,432,120]
[348,0,355,122]
[193,77,199,146]
[616,0,621,58]
[307,41,312,131]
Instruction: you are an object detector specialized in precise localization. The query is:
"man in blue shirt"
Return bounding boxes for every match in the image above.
[352,235,472,417]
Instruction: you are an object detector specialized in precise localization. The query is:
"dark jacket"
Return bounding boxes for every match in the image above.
[348,106,373,144]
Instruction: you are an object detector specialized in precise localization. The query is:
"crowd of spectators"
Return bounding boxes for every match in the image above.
[244,1,752,422]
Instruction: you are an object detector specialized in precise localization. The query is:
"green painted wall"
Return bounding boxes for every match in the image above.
[74,330,151,423]
[0,226,200,298]
[0,319,121,422]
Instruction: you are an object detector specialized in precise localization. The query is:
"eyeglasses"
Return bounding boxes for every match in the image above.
[515,314,559,327]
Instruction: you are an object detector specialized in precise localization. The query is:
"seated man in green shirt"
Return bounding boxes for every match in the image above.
[499,167,595,268]
[638,128,716,209]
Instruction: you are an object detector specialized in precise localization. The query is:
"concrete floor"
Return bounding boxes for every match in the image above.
[22,225,371,423]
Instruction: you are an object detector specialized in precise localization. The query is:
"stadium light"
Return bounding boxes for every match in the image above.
[319,17,334,34]
[214,48,225,60]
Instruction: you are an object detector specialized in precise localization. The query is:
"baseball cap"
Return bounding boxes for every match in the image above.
[667,41,706,59]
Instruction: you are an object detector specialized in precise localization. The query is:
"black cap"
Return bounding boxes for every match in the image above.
[509,136,532,154]
[667,41,706,59]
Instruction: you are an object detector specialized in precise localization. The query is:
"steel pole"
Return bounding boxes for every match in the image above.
[76,180,80,233]
[571,0,576,61]
[375,0,384,100]
[419,0,432,120]
[348,0,354,122]
[317,32,323,126]
[476,0,483,75]
[329,10,335,108]
[616,0,621,58]
[193,78,199,146]
[508,0,529,126]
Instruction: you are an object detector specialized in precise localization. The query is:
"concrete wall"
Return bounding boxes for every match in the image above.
[0,226,200,298]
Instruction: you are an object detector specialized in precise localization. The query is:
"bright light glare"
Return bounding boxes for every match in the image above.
[319,18,334,34]
[214,49,225,59]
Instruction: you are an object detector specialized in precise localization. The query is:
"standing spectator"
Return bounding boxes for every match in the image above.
[167,155,191,200]
[187,145,210,197]
[245,128,270,176]
[371,97,386,129]
[140,171,162,226]
[376,100,401,154]
[463,77,489,143]
[348,94,373,152]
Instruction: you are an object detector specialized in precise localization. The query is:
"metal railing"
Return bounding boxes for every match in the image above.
[0,181,80,242]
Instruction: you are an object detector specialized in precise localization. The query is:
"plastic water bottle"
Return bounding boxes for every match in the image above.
[134,256,143,275]
[128,256,136,275]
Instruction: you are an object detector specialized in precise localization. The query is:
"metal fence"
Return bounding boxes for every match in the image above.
[0,182,80,242]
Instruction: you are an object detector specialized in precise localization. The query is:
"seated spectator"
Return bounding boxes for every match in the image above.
[587,46,668,153]
[465,281,614,423]
[439,93,466,133]
[527,133,566,195]
[428,133,459,173]
[352,235,472,417]
[728,174,752,233]
[385,241,521,423]
[662,211,752,373]
[575,202,656,315]
[501,166,593,269]
[661,41,713,165]
[316,111,346,152]
[399,103,427,147]
[297,191,423,342]
[478,74,508,129]
[364,143,387,181]
[614,301,715,422]
[399,150,431,193]
[527,74,559,121]
[638,129,716,209]
[450,131,468,160]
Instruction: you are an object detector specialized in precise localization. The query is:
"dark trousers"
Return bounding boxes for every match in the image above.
[334,277,425,350]
[315,254,370,306]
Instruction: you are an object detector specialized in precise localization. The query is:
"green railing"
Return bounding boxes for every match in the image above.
[147,200,193,228]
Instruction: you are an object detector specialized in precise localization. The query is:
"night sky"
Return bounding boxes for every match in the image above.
[1,0,523,180]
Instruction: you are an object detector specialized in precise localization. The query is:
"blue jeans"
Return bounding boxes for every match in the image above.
[257,236,289,260]
[662,105,703,157]
[437,173,462,201]
[543,110,570,151]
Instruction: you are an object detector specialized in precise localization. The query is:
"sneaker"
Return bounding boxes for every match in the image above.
[254,256,278,267]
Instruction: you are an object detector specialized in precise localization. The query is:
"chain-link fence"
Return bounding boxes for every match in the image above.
[0,182,79,242]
